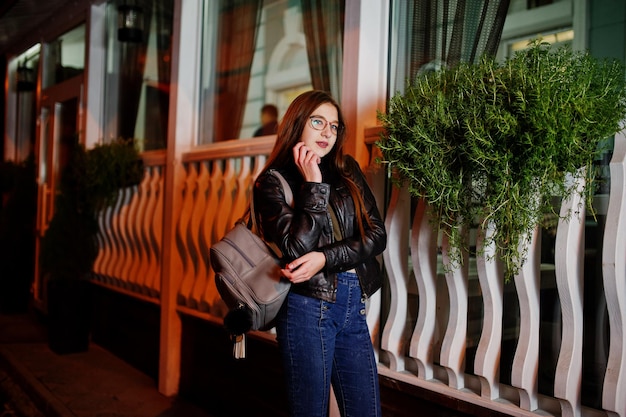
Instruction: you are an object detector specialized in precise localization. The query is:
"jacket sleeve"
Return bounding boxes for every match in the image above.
[321,158,387,273]
[253,171,332,262]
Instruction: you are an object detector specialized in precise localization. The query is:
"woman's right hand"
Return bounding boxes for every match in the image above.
[293,142,322,183]
[281,251,326,283]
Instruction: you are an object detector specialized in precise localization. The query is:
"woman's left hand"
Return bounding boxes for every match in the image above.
[281,251,326,283]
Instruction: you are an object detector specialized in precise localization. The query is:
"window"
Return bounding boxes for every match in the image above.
[498,0,575,61]
[388,0,508,96]
[42,25,85,89]
[6,45,41,161]
[103,0,174,151]
[197,0,345,144]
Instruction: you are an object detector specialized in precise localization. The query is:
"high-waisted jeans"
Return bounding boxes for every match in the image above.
[275,271,381,417]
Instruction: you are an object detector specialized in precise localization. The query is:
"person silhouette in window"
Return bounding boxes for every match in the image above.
[253,104,279,137]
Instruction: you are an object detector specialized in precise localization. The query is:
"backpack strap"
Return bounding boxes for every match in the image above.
[269,170,293,205]
[249,170,293,256]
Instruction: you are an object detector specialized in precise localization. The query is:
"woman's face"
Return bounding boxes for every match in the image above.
[301,102,339,159]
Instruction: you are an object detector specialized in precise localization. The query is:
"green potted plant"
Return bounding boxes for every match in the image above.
[377,40,626,280]
[40,137,143,354]
[0,155,37,313]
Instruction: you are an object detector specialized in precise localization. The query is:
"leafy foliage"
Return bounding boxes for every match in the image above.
[377,41,626,280]
[87,139,146,208]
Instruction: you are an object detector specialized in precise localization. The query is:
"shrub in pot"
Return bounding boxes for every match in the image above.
[377,40,626,280]
[40,137,143,354]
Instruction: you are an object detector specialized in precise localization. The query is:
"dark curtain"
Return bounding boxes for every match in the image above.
[301,0,345,100]
[213,0,263,141]
[402,0,509,81]
[118,2,153,141]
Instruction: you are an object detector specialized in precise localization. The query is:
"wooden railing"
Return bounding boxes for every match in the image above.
[92,150,166,303]
[90,131,626,417]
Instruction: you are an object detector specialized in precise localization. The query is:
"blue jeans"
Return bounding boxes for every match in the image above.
[275,272,381,417]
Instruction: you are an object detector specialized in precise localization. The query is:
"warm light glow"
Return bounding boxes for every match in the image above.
[510,29,575,52]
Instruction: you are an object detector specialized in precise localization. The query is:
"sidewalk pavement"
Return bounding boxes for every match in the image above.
[0,312,216,417]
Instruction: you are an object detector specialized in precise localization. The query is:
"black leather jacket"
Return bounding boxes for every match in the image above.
[253,156,387,302]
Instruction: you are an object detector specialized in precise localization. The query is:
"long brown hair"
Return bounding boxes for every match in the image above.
[263,90,373,236]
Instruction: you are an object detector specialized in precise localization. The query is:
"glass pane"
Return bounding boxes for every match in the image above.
[8,45,40,161]
[103,0,174,151]
[42,24,85,89]
[199,0,344,144]
[507,28,574,57]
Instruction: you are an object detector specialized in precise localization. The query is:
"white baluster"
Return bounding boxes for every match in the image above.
[177,163,198,306]
[381,181,410,371]
[109,188,126,285]
[122,184,141,290]
[230,157,252,227]
[439,232,468,389]
[93,202,109,282]
[364,145,386,359]
[603,130,626,417]
[141,167,161,295]
[474,220,503,399]
[184,161,208,309]
[409,199,438,380]
[114,187,133,286]
[202,161,225,315]
[129,170,150,292]
[102,195,118,283]
[214,159,237,240]
[189,162,211,309]
[554,170,586,417]
[511,226,541,411]
[148,168,164,296]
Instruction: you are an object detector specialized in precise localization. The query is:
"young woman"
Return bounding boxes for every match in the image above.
[253,90,387,417]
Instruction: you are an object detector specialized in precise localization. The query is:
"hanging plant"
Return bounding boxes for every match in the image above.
[377,40,626,280]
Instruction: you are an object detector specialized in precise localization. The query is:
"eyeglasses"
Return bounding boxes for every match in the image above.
[309,116,342,135]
